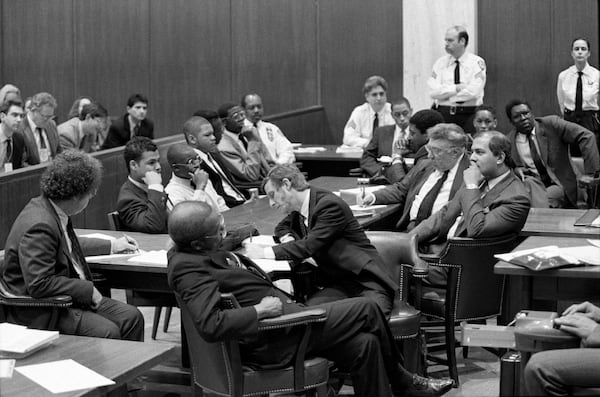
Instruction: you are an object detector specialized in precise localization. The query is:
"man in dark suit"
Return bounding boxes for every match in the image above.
[0,100,26,172]
[243,164,397,317]
[102,93,154,149]
[182,115,246,208]
[167,201,454,397]
[505,99,600,208]
[22,92,62,165]
[216,103,271,187]
[360,123,470,232]
[409,131,531,285]
[116,136,168,233]
[1,151,144,340]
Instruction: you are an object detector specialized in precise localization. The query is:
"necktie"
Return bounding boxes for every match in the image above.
[207,153,244,199]
[575,71,583,112]
[132,124,140,138]
[299,214,308,237]
[66,220,91,280]
[36,127,47,149]
[526,133,553,187]
[415,170,449,224]
[239,134,248,150]
[5,138,12,163]
[454,60,460,84]
[372,112,379,132]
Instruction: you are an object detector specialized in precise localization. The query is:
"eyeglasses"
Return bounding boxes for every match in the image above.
[229,110,246,121]
[172,157,202,169]
[425,144,453,156]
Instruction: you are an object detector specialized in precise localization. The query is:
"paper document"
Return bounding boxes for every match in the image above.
[350,204,387,211]
[253,258,291,273]
[16,359,115,393]
[85,253,141,262]
[293,146,327,153]
[79,233,116,241]
[559,246,600,265]
[243,235,277,246]
[127,250,168,266]
[0,359,15,378]
[0,323,59,357]
[336,145,363,153]
[588,239,600,248]
[339,185,386,196]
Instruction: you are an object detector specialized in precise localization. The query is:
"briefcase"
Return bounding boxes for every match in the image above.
[499,351,521,397]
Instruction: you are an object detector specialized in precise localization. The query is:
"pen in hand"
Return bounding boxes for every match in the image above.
[122,233,140,253]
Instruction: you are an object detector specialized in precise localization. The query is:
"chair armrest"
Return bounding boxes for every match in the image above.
[0,292,72,308]
[258,308,327,331]
[349,167,364,177]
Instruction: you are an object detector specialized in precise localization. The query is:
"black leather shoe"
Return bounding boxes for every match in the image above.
[405,374,454,397]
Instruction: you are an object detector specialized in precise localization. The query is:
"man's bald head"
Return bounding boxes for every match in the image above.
[169,201,222,251]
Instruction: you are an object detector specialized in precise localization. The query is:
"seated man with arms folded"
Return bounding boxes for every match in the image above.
[117,136,168,233]
[505,99,600,208]
[165,143,227,213]
[217,102,271,189]
[243,164,397,317]
[360,123,470,233]
[409,131,531,286]
[343,75,395,148]
[167,201,453,397]
[1,150,144,340]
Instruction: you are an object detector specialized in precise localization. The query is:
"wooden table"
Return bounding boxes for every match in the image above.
[495,236,600,317]
[294,145,361,178]
[521,208,600,238]
[0,335,174,397]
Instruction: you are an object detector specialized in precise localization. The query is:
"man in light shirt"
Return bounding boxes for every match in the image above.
[343,75,395,148]
[428,26,486,134]
[116,136,168,234]
[165,143,227,213]
[242,93,295,165]
[22,92,62,165]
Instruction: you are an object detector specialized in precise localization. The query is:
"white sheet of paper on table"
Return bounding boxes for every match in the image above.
[349,204,387,211]
[79,233,116,241]
[16,359,115,393]
[127,250,168,266]
[339,186,386,196]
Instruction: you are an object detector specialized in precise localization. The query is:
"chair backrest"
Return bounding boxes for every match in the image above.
[107,211,122,231]
[175,293,242,396]
[366,231,415,287]
[441,235,519,321]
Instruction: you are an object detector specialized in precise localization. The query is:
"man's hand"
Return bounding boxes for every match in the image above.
[241,125,260,142]
[112,236,139,253]
[563,301,600,322]
[143,170,163,186]
[242,242,270,258]
[578,174,600,188]
[515,167,526,182]
[554,313,599,340]
[191,168,209,190]
[357,192,375,206]
[463,165,484,186]
[254,296,283,320]
[91,287,103,310]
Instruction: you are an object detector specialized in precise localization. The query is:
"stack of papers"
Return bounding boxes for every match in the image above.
[127,250,168,266]
[293,146,327,153]
[495,244,600,271]
[336,145,363,153]
[0,323,59,359]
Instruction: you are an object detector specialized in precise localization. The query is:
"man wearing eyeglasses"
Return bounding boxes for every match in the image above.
[359,123,470,233]
[22,92,62,165]
[165,143,227,213]
[216,102,272,187]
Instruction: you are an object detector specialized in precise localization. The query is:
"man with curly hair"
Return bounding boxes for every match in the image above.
[1,150,144,340]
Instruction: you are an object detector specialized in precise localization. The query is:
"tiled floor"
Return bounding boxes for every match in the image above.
[123,290,502,396]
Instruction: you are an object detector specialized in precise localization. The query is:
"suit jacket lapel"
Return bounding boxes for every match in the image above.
[381,126,395,156]
[307,188,318,229]
[450,155,470,199]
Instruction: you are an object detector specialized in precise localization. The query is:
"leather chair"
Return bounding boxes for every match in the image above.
[400,234,519,384]
[176,292,330,397]
[0,251,72,330]
[366,231,423,373]
[106,211,173,339]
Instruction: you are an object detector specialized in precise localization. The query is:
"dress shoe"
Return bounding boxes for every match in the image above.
[405,374,454,397]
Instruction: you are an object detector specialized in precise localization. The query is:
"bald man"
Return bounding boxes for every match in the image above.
[167,201,453,397]
[165,143,227,213]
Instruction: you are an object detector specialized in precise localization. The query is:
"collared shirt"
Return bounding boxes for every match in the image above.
[165,173,227,213]
[515,127,543,176]
[428,52,486,106]
[557,63,600,112]
[299,188,311,226]
[48,199,87,280]
[0,127,11,172]
[195,148,245,201]
[409,154,464,221]
[447,170,511,238]
[27,114,51,163]
[252,120,295,164]
[223,129,247,154]
[128,175,164,193]
[343,102,394,148]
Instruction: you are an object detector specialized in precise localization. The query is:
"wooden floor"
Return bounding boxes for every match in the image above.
[123,290,501,396]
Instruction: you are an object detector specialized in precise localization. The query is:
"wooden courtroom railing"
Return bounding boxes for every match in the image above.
[263,105,333,144]
[0,135,184,250]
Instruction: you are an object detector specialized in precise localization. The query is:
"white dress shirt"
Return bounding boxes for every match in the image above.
[27,114,51,163]
[428,52,486,106]
[165,174,227,213]
[556,63,600,112]
[343,102,394,148]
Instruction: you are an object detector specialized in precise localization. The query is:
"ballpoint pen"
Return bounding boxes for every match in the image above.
[123,233,140,253]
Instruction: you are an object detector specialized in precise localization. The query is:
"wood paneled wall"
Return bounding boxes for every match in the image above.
[478,0,599,133]
[0,0,403,144]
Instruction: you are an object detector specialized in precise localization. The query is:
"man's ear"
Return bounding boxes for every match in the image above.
[497,151,506,165]
[129,160,138,171]
[282,178,292,190]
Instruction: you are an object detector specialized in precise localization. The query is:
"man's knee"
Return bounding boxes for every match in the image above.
[524,352,549,393]
[122,305,145,341]
[97,322,122,339]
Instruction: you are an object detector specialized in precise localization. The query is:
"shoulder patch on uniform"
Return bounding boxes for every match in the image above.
[431,71,438,79]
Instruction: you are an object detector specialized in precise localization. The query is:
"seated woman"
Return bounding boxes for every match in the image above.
[343,75,395,148]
